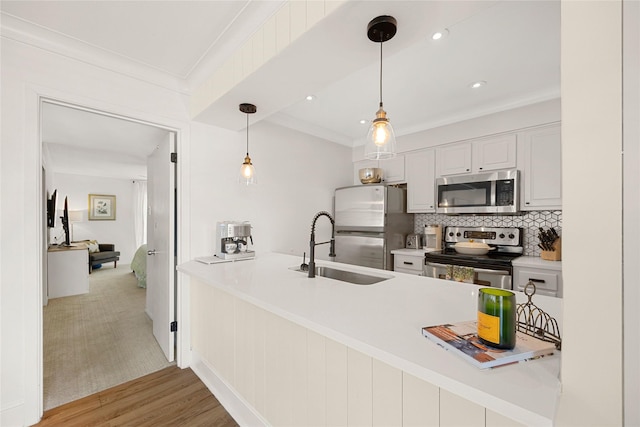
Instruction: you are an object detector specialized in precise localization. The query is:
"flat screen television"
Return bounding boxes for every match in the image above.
[61,196,70,246]
[47,190,57,228]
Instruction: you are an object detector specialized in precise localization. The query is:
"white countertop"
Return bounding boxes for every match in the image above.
[178,252,562,426]
[513,255,563,271]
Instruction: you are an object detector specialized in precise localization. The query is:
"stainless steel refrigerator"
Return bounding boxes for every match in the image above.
[333,184,413,270]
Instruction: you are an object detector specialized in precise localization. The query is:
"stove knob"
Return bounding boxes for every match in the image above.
[456,232,461,237]
[449,232,454,237]
[509,233,515,239]
[499,233,505,239]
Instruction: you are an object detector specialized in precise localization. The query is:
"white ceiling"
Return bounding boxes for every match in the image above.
[42,102,170,180]
[1,0,560,178]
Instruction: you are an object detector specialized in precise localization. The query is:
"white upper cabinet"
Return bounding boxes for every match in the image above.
[353,155,405,185]
[473,134,517,172]
[350,123,561,212]
[519,124,562,210]
[380,155,405,183]
[406,149,436,213]
[436,142,472,176]
[436,135,517,177]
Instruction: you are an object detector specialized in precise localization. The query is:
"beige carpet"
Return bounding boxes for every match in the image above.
[43,264,174,410]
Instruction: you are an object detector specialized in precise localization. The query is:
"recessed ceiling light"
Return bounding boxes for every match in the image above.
[431,29,449,40]
[359,119,368,125]
[305,95,316,101]
[470,81,487,89]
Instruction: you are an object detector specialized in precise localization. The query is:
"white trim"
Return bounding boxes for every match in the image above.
[174,123,191,369]
[190,351,268,427]
[623,0,640,424]
[1,13,189,94]
[26,85,45,424]
[27,84,191,423]
[176,275,192,368]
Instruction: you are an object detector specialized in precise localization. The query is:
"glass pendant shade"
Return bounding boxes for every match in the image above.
[364,105,397,159]
[239,155,256,185]
[364,15,398,160]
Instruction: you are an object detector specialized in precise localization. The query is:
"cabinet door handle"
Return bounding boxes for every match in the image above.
[529,278,545,283]
[404,261,414,265]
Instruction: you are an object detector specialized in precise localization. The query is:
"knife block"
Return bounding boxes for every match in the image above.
[540,238,561,261]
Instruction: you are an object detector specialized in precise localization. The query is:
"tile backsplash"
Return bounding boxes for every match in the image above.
[414,211,562,256]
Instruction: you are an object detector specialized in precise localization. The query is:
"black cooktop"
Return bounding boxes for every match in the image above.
[425,249,520,271]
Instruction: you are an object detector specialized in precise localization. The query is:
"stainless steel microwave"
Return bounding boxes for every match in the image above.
[436,169,520,215]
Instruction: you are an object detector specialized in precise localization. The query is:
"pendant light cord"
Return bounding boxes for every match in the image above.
[379,41,383,107]
[246,113,249,156]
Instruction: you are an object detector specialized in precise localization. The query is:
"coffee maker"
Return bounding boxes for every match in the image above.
[216,221,255,260]
[423,224,442,251]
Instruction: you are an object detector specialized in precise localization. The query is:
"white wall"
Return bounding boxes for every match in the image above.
[0,36,189,426]
[0,32,352,426]
[555,1,623,425]
[188,120,352,260]
[51,173,139,264]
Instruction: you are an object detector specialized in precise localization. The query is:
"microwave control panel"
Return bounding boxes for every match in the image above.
[495,179,515,206]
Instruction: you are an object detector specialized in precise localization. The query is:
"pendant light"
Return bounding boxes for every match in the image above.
[238,103,257,185]
[364,15,398,160]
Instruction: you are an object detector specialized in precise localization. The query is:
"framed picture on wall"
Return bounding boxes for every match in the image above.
[88,194,116,220]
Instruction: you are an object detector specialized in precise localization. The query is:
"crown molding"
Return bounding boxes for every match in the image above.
[1,12,190,95]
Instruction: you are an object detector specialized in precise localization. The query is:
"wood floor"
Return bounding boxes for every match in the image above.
[34,366,238,427]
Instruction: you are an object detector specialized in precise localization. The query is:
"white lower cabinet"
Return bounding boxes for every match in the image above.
[514,265,562,298]
[440,389,485,427]
[372,360,403,426]
[307,330,327,426]
[348,349,372,426]
[486,409,526,427]
[403,372,439,427]
[326,338,348,426]
[393,253,424,275]
[191,280,527,427]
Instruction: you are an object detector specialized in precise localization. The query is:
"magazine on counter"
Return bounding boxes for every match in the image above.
[421,321,557,369]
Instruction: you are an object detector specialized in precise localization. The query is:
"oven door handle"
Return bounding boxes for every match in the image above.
[424,261,510,275]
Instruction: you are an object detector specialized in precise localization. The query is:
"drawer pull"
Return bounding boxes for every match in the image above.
[529,278,546,283]
[403,261,414,265]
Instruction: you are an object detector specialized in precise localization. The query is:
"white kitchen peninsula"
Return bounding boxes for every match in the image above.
[178,253,562,426]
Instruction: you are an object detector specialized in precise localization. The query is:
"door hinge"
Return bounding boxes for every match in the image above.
[170,321,178,332]
[170,152,177,163]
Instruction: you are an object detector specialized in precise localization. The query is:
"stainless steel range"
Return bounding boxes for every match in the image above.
[423,226,523,289]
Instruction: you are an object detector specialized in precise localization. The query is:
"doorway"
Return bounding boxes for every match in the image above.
[40,99,178,409]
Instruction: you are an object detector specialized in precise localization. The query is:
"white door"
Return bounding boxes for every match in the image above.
[146,132,176,361]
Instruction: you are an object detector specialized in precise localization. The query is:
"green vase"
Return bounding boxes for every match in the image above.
[477,288,516,349]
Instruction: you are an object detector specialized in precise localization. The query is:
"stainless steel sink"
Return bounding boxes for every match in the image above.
[290,265,391,285]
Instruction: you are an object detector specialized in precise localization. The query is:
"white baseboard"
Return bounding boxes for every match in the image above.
[1,399,30,427]
[189,352,268,427]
